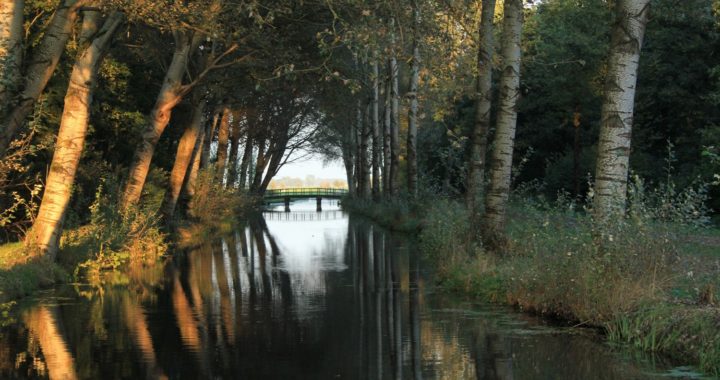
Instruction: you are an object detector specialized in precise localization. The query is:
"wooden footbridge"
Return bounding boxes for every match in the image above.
[263,188,348,211]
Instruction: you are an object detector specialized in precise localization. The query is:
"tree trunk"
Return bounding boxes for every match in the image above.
[25,11,123,258]
[361,102,371,197]
[161,97,206,221]
[200,110,220,169]
[355,100,368,197]
[0,0,24,108]
[182,124,204,201]
[251,138,267,192]
[0,0,88,157]
[238,137,253,190]
[389,19,401,196]
[343,143,355,196]
[371,60,381,199]
[215,107,231,184]
[593,0,650,220]
[484,0,523,240]
[226,112,242,188]
[120,31,194,208]
[259,139,288,193]
[573,107,582,198]
[407,0,421,197]
[466,0,496,214]
[383,68,391,194]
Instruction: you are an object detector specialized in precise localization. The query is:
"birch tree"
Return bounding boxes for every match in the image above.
[593,0,651,220]
[120,30,199,208]
[466,0,497,214]
[389,18,400,196]
[25,10,124,258]
[0,0,89,157]
[215,107,231,183]
[406,0,421,197]
[162,95,206,220]
[0,0,24,108]
[371,60,381,199]
[484,0,523,240]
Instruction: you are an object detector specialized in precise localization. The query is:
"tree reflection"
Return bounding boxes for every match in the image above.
[0,209,679,379]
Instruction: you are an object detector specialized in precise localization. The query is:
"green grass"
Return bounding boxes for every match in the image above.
[349,196,720,376]
[0,242,68,303]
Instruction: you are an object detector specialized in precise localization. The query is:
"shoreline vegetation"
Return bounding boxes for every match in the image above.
[0,171,255,304]
[342,194,720,377]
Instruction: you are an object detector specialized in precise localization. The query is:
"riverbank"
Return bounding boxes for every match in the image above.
[343,197,720,376]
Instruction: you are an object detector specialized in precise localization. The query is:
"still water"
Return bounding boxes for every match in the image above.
[0,200,703,379]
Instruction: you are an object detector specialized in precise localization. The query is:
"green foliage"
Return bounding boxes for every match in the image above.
[0,253,67,303]
[419,199,477,263]
[606,305,720,376]
[68,179,167,284]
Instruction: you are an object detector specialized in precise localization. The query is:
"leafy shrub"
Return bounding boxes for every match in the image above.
[67,179,167,283]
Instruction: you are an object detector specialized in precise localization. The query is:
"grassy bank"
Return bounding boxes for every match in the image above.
[349,196,720,376]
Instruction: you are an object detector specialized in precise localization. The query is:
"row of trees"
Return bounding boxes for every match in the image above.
[1,0,717,260]
[320,0,655,242]
[0,0,335,257]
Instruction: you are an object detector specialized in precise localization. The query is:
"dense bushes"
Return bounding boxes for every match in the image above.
[64,179,167,284]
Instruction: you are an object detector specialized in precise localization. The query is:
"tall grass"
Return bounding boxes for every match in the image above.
[412,177,720,375]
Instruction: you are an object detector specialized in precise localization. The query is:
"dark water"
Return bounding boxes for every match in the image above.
[0,200,706,379]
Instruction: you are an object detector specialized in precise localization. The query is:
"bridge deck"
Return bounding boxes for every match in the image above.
[264,187,348,200]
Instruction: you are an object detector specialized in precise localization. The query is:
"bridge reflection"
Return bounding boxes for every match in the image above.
[262,210,345,221]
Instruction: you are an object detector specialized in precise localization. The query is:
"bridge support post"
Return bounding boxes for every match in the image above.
[316,197,322,212]
[284,196,290,212]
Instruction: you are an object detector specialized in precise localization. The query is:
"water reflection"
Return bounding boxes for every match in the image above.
[0,202,687,379]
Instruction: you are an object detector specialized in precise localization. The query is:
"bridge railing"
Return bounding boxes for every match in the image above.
[264,187,348,199]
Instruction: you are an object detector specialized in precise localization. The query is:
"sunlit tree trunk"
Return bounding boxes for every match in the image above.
[371,60,381,199]
[120,31,195,208]
[389,18,400,195]
[215,107,231,184]
[0,0,24,108]
[593,0,650,220]
[383,70,391,194]
[226,112,242,188]
[161,97,206,221]
[25,11,123,258]
[407,0,421,197]
[23,306,78,380]
[182,125,204,201]
[466,0,496,214]
[0,0,88,157]
[200,110,220,169]
[484,0,523,241]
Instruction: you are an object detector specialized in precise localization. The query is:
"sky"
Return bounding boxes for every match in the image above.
[274,152,347,180]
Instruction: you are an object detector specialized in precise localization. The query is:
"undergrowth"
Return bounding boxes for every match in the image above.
[409,177,720,375]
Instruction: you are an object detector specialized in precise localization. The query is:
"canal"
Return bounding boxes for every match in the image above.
[0,200,701,379]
